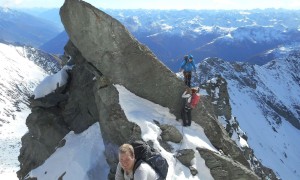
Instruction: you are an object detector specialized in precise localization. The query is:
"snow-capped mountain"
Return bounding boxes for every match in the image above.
[106,9,300,34]
[107,9,300,70]
[0,42,61,179]
[249,42,300,65]
[6,1,298,179]
[0,7,61,47]
[197,50,300,180]
[18,1,276,179]
[39,8,300,71]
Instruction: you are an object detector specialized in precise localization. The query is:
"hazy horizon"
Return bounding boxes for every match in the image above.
[1,0,300,10]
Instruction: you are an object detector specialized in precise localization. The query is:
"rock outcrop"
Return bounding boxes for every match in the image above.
[59,0,252,169]
[197,147,260,180]
[17,0,276,179]
[204,74,278,179]
[17,42,100,178]
[60,0,185,118]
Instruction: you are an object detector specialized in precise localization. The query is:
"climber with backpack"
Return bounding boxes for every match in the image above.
[179,54,197,87]
[115,140,169,180]
[181,87,200,126]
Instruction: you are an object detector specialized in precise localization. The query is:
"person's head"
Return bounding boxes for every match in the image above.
[186,87,192,94]
[191,87,199,93]
[184,55,189,61]
[118,144,135,172]
[188,55,193,61]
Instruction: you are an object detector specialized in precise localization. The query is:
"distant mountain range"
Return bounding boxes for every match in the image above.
[39,31,68,54]
[107,9,300,71]
[21,8,300,71]
[20,8,64,31]
[0,7,61,47]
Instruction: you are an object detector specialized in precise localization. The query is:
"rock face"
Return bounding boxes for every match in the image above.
[197,147,260,180]
[205,75,278,180]
[159,124,183,143]
[17,42,100,179]
[175,149,195,167]
[17,0,277,179]
[18,106,70,179]
[60,0,185,118]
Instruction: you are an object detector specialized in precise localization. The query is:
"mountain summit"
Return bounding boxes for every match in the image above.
[17,0,277,179]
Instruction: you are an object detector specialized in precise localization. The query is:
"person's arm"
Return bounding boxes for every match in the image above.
[182,91,191,98]
[180,61,186,71]
[134,163,158,180]
[134,168,148,180]
[115,162,125,180]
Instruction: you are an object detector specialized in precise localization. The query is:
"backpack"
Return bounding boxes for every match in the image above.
[184,55,189,62]
[130,140,169,180]
[189,93,200,109]
[182,55,189,67]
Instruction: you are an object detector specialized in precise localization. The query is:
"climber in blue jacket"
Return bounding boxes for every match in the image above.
[179,54,196,87]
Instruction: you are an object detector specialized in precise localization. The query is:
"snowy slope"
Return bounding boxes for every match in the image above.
[0,42,50,179]
[26,123,108,180]
[228,80,300,180]
[197,54,300,180]
[242,56,300,180]
[27,84,216,180]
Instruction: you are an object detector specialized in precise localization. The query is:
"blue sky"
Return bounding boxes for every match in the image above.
[1,0,300,9]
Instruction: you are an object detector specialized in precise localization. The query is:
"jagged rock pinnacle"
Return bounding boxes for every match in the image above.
[60,0,185,117]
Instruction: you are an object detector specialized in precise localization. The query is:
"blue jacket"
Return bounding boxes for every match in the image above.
[180,60,196,72]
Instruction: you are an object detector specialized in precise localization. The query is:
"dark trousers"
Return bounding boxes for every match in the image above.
[181,106,192,126]
[183,71,192,87]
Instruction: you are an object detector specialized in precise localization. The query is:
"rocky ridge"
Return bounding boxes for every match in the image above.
[202,75,277,179]
[17,0,277,179]
[197,54,300,179]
